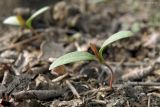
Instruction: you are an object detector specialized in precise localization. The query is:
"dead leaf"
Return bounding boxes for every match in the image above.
[122,65,154,81]
[143,32,160,48]
[39,41,65,61]
[51,65,66,76]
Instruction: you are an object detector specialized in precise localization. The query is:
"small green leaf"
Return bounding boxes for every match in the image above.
[3,16,20,26]
[99,31,134,56]
[26,6,50,28]
[49,51,96,70]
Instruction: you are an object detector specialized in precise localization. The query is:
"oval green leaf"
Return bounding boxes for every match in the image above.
[49,51,96,70]
[26,6,50,28]
[99,31,134,56]
[3,16,20,26]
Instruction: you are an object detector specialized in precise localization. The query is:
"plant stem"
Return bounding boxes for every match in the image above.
[90,43,114,89]
[16,15,26,28]
[103,62,114,89]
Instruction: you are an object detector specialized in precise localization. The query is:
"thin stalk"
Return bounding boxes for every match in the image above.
[90,43,113,89]
[102,62,114,89]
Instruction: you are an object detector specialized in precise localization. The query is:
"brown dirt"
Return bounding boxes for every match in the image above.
[0,0,160,107]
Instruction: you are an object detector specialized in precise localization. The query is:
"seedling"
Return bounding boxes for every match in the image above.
[3,6,50,29]
[49,31,134,88]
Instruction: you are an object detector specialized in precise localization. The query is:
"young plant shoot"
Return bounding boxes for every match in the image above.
[49,31,134,88]
[3,6,50,29]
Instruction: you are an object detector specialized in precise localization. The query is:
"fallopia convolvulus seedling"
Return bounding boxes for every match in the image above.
[3,6,50,29]
[49,31,134,88]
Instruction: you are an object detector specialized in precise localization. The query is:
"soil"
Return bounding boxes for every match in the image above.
[0,0,160,107]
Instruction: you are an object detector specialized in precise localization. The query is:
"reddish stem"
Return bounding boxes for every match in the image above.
[90,43,114,89]
[103,62,114,89]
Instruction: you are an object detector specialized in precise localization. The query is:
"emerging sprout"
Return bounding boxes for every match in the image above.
[3,6,50,28]
[49,31,134,88]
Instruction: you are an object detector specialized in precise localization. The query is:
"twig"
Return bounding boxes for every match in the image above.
[56,99,83,106]
[0,58,14,64]
[80,86,112,95]
[147,94,151,107]
[12,90,63,101]
[52,73,69,83]
[108,61,147,67]
[70,74,87,80]
[125,82,160,86]
[0,27,76,52]
[111,82,160,90]
[148,92,160,98]
[66,80,80,98]
[126,100,130,107]
[122,62,155,81]
[1,71,9,85]
[80,89,97,95]
[91,99,106,105]
[0,33,44,52]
